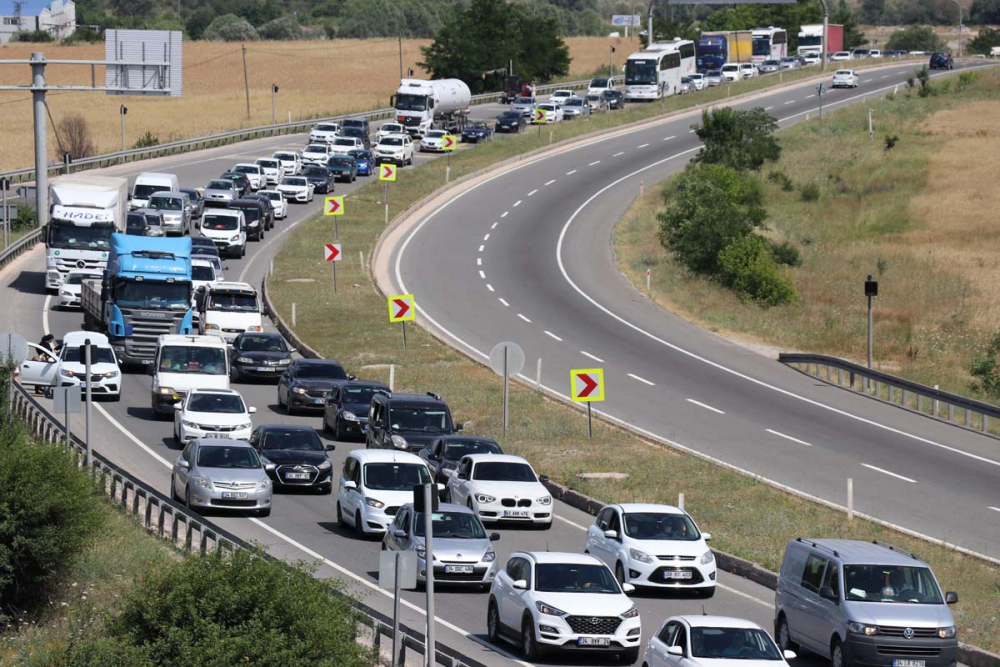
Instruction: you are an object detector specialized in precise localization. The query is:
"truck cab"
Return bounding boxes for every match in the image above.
[195,281,263,344]
[392,78,471,138]
[150,334,231,415]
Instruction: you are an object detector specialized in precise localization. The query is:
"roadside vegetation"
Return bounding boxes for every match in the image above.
[268,69,1000,652]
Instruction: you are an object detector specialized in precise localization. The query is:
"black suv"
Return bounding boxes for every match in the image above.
[277,358,353,414]
[229,198,267,241]
[245,193,275,230]
[250,424,336,493]
[930,52,953,70]
[365,391,460,453]
[322,379,390,440]
[341,117,371,136]
[339,126,371,150]
[417,435,502,483]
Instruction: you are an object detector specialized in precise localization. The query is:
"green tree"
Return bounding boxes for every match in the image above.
[969,331,1000,398]
[693,107,781,172]
[886,25,945,51]
[338,0,406,37]
[111,0,158,19]
[577,8,605,36]
[259,15,303,40]
[832,0,868,49]
[203,13,258,41]
[185,6,216,40]
[12,29,54,42]
[657,164,767,275]
[968,27,1000,54]
[971,0,1000,23]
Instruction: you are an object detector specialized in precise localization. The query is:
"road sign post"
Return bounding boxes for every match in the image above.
[816,83,826,120]
[378,550,417,667]
[53,386,81,448]
[442,134,457,183]
[422,482,437,667]
[324,243,342,293]
[1,177,8,250]
[388,294,415,348]
[82,339,96,469]
[490,342,525,438]
[570,368,605,440]
[380,163,397,225]
[324,195,344,239]
[533,107,546,138]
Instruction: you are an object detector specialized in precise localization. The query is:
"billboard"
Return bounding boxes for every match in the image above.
[105,29,182,97]
[611,15,642,26]
[667,0,795,3]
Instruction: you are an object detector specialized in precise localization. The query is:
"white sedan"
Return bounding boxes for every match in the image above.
[377,122,407,140]
[420,130,449,152]
[300,143,333,165]
[548,89,575,106]
[58,270,100,308]
[446,454,553,528]
[173,388,256,446]
[643,616,796,667]
[272,151,301,176]
[254,158,282,185]
[258,190,288,219]
[276,176,314,203]
[832,69,859,88]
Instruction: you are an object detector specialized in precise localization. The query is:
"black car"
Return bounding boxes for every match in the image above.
[245,193,275,230]
[462,121,494,143]
[339,126,370,150]
[417,435,502,483]
[494,111,526,133]
[191,236,219,256]
[250,424,336,493]
[321,380,390,441]
[930,52,953,70]
[602,89,625,110]
[277,358,354,414]
[220,171,251,197]
[230,332,293,381]
[302,165,335,194]
[229,198,267,241]
[366,391,460,453]
[341,117,371,136]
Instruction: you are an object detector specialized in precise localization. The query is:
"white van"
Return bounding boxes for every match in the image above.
[150,334,230,416]
[195,282,263,344]
[131,172,180,210]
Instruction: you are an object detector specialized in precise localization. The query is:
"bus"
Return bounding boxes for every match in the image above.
[752,27,788,63]
[624,39,696,101]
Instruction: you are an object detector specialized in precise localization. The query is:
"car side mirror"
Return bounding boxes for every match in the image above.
[819,586,838,602]
[622,583,635,593]
[783,650,797,660]
[667,646,684,656]
[945,591,958,605]
[343,480,357,490]
[177,458,189,468]
[489,532,500,542]
[702,532,712,541]
[289,348,297,354]
[173,403,182,410]
[249,406,257,414]
[325,444,336,452]
[512,579,527,590]
[392,528,407,538]
[457,472,468,480]
[348,374,357,380]
[265,462,276,472]
[604,529,618,539]
[454,422,463,432]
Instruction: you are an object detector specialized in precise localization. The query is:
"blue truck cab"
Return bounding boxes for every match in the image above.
[697,34,728,72]
[81,234,194,366]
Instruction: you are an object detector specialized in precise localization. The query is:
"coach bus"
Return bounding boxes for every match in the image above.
[624,39,696,101]
[752,27,788,63]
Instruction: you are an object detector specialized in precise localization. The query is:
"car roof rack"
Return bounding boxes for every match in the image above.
[795,537,839,558]
[872,540,918,560]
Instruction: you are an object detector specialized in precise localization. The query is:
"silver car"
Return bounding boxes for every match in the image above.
[180,188,204,219]
[147,191,192,236]
[511,95,536,117]
[204,179,238,208]
[705,70,724,86]
[561,96,591,119]
[679,77,695,94]
[383,502,499,588]
[759,59,782,74]
[171,438,272,517]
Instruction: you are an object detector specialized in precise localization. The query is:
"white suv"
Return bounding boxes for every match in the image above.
[308,122,340,144]
[336,449,434,538]
[173,388,256,445]
[721,63,743,81]
[585,503,716,596]
[446,454,552,528]
[271,151,301,176]
[301,143,333,165]
[374,133,414,166]
[487,551,641,662]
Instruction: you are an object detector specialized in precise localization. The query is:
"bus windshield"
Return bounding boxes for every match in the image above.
[47,220,114,251]
[753,37,772,56]
[626,60,658,85]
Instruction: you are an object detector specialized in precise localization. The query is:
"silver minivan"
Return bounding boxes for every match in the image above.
[774,539,958,667]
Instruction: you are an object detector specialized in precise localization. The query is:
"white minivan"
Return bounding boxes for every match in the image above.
[336,449,436,538]
[130,172,179,210]
[150,334,230,416]
[195,281,263,344]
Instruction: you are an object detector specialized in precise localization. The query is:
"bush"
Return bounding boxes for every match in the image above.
[259,16,304,40]
[12,29,54,42]
[915,65,933,98]
[718,235,798,307]
[203,14,258,41]
[885,25,945,52]
[767,170,794,192]
[969,331,1000,399]
[132,131,160,149]
[968,27,1000,55]
[800,183,820,202]
[957,71,976,88]
[57,113,97,161]
[693,106,781,172]
[885,134,899,150]
[14,203,36,232]
[769,239,803,267]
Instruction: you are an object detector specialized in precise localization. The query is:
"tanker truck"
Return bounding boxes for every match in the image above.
[391,78,471,138]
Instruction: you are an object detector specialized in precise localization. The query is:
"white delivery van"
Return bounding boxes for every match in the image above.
[130,172,180,210]
[195,282,263,344]
[149,334,231,416]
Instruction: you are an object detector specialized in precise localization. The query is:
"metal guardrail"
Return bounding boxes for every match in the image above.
[0,79,591,186]
[8,382,484,667]
[779,352,1000,439]
[0,228,43,272]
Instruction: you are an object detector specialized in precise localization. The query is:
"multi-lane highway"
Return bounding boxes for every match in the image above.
[1,62,992,666]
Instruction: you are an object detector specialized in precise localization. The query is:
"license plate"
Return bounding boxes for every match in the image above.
[221,491,247,499]
[254,366,275,372]
[502,510,530,518]
[445,565,474,574]
[664,571,692,579]
[286,472,310,480]
[208,433,231,439]
[894,661,925,667]
[578,637,611,647]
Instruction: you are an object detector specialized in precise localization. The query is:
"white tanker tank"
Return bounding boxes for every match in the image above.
[392,78,472,138]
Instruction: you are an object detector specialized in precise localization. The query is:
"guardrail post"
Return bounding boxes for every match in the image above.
[902,388,908,408]
[847,477,854,520]
[825,365,830,382]
[837,367,842,386]
[947,403,953,422]
[933,385,940,417]
[982,414,988,433]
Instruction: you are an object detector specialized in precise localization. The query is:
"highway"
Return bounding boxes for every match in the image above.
[0,63,990,666]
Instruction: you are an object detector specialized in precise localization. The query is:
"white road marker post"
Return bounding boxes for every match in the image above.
[389,364,395,392]
[646,267,651,296]
[292,302,296,327]
[536,358,542,389]
[359,250,365,272]
[678,492,685,511]
[847,477,854,520]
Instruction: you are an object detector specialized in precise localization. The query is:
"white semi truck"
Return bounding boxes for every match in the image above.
[45,174,128,291]
[392,78,472,138]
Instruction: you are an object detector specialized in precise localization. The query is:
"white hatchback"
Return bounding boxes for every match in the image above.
[301,143,333,165]
[721,63,743,81]
[271,151,301,176]
[377,122,406,140]
[254,158,282,185]
[447,454,552,528]
[173,388,256,445]
[548,89,575,106]
[643,615,796,667]
[832,69,859,88]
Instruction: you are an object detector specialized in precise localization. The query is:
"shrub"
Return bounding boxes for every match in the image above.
[57,113,97,161]
[767,170,794,192]
[12,29,54,42]
[693,107,781,172]
[718,235,798,307]
[915,65,933,98]
[132,131,160,149]
[259,16,304,40]
[957,71,976,88]
[968,27,1000,56]
[769,239,803,267]
[885,25,945,52]
[800,183,820,202]
[885,134,899,150]
[203,14,258,41]
[14,203,36,231]
[969,331,1000,399]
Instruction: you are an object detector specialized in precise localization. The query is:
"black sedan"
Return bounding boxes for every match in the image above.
[494,111,526,133]
[417,435,503,484]
[277,358,354,414]
[302,165,335,194]
[601,89,625,110]
[250,424,336,493]
[220,171,251,197]
[462,121,494,143]
[230,332,293,381]
[321,379,390,441]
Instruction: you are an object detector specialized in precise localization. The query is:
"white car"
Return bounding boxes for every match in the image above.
[336,449,435,537]
[58,270,100,308]
[739,63,758,78]
[532,103,563,124]
[276,176,315,203]
[308,122,340,144]
[548,89,575,106]
[18,331,122,400]
[831,51,851,62]
[420,129,449,152]
[231,163,264,190]
[258,190,287,219]
[487,551,641,662]
[585,503,716,595]
[377,122,406,140]
[200,209,246,259]
[254,158,282,185]
[869,49,882,58]
[586,76,614,96]
[802,53,821,65]
[374,134,414,166]
[191,258,221,301]
[173,388,256,446]
[832,69,859,88]
[687,73,706,90]
[642,616,796,667]
[721,64,743,82]
[272,151,301,176]
[446,454,553,528]
[329,136,363,156]
[301,143,333,165]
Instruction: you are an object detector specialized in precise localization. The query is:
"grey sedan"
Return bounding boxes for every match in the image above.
[204,179,238,208]
[383,502,499,588]
[171,438,272,517]
[180,188,204,219]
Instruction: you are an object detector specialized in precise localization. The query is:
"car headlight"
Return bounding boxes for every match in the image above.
[229,234,241,242]
[103,371,119,378]
[938,626,956,639]
[342,410,360,422]
[258,478,271,490]
[59,369,76,377]
[629,548,654,564]
[700,550,715,565]
[292,387,308,395]
[848,622,878,636]
[182,420,199,428]
[206,323,220,330]
[535,601,567,617]
[475,493,496,504]
[276,358,291,365]
[59,289,71,297]
[536,495,552,506]
[482,546,496,562]
[365,497,385,509]
[239,422,252,430]
[156,386,175,395]
[236,357,254,364]
[621,604,639,619]
[318,459,332,470]
[390,435,408,450]
[193,476,213,489]
[415,543,427,560]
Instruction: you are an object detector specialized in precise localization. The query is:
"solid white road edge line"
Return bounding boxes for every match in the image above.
[862,463,917,483]
[544,330,563,342]
[627,373,655,386]
[765,429,813,447]
[687,398,725,414]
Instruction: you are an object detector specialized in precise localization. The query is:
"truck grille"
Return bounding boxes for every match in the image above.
[123,310,188,359]
[877,646,941,657]
[565,616,622,635]
[55,258,106,275]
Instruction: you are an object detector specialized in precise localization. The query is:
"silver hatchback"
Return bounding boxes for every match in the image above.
[171,438,272,517]
[383,502,499,588]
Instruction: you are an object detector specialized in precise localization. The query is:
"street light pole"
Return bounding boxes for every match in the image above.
[609,46,616,77]
[950,0,963,58]
[271,84,278,126]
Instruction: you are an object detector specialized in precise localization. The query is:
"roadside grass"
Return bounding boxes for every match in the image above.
[615,66,1000,401]
[269,67,1000,651]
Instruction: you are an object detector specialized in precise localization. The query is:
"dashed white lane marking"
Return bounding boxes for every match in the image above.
[663,135,676,141]
[613,151,625,157]
[545,179,556,185]
[638,143,649,148]
[487,284,495,292]
[566,169,577,175]
[518,313,532,323]
[688,128,697,133]
[478,244,485,252]
[477,258,482,266]
[862,463,917,483]
[784,100,796,105]
[765,429,813,447]
[589,160,601,166]
[491,222,498,230]
[498,298,509,307]
[580,351,604,363]
[863,78,873,82]
[478,270,486,279]
[881,74,890,78]
[513,200,522,207]
[528,189,538,196]
[501,211,509,218]
[544,330,563,342]
[483,233,490,241]
[628,373,655,386]
[687,398,725,415]
[988,506,1000,513]
[764,106,774,111]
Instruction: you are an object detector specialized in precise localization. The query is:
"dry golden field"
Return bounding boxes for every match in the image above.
[0,36,638,171]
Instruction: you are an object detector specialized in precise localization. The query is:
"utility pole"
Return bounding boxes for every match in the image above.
[950,0,963,58]
[271,84,278,125]
[864,275,878,391]
[398,33,403,80]
[31,52,48,229]
[241,41,250,120]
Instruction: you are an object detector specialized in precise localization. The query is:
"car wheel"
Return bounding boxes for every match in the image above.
[337,501,348,528]
[832,638,847,667]
[487,598,501,644]
[615,562,627,585]
[231,366,241,383]
[522,617,542,660]
[354,511,365,539]
[170,476,181,502]
[173,422,181,445]
[240,243,246,258]
[322,414,331,433]
[185,486,200,514]
[778,615,799,653]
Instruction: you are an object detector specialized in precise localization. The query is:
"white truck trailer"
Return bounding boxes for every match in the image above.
[392,78,472,138]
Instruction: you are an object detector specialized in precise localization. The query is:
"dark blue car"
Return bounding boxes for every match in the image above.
[461,121,494,144]
[348,148,375,177]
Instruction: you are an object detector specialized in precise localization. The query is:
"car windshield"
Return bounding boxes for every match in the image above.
[843,565,943,604]
[274,153,295,161]
[263,192,281,201]
[192,265,215,281]
[188,393,244,413]
[691,627,782,660]
[234,166,257,174]
[333,139,355,146]
[383,124,403,133]
[316,124,338,132]
[363,462,431,490]
[207,181,233,191]
[723,65,739,71]
[565,98,583,106]
[342,128,364,137]
[472,461,535,482]
[328,157,353,167]
[203,215,239,231]
[65,272,96,285]
[133,184,169,199]
[395,93,428,111]
[414,511,486,538]
[623,512,700,540]
[590,77,609,87]
[470,122,488,129]
[238,335,287,352]
[535,563,619,594]
[341,385,380,405]
[158,346,227,375]
[514,96,533,104]
[197,445,259,469]
[262,429,323,451]
[47,220,114,251]
[836,70,852,75]
[708,70,722,77]
[208,292,257,312]
[381,137,403,146]
[500,112,520,120]
[389,406,450,433]
[682,77,692,83]
[443,440,501,461]
[294,363,346,379]
[257,160,278,168]
[149,197,182,211]
[303,167,327,177]
[62,346,115,364]
[281,178,307,187]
